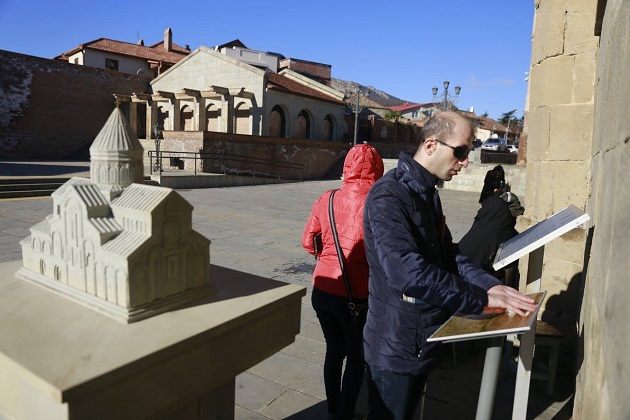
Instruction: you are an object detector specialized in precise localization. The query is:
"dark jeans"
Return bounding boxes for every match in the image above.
[312,287,367,420]
[366,365,428,420]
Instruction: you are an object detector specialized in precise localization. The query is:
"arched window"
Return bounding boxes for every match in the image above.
[206,103,220,132]
[234,102,250,134]
[323,115,334,141]
[296,110,311,139]
[269,105,286,137]
[180,104,194,131]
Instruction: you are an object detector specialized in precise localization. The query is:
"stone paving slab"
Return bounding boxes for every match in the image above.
[0,179,572,419]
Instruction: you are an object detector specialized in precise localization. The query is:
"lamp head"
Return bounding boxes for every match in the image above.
[443,80,450,89]
[432,86,438,96]
[455,85,461,95]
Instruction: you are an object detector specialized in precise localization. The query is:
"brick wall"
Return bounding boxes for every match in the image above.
[0,50,150,158]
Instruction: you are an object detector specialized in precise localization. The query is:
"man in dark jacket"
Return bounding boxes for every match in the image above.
[362,111,535,419]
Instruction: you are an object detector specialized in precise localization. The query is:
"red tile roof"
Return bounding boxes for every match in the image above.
[389,102,434,112]
[265,71,344,105]
[476,116,507,132]
[56,38,190,64]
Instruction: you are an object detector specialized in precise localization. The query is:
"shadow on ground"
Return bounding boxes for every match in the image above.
[0,161,90,176]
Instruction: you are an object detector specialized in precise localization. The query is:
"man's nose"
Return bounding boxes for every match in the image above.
[459,156,469,167]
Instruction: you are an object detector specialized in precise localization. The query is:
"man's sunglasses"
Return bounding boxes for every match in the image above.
[433,138,470,160]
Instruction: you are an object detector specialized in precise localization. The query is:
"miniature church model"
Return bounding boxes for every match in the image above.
[17,107,211,323]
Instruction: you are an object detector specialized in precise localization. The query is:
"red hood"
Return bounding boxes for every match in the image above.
[342,144,384,192]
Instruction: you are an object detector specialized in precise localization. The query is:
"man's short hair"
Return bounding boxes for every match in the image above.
[418,111,474,145]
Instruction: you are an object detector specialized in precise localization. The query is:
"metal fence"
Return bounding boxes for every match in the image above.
[480,150,517,165]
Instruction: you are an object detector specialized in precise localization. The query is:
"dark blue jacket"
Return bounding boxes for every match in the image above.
[362,152,500,375]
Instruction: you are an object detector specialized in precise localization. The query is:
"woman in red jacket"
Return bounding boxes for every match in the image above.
[302,144,384,420]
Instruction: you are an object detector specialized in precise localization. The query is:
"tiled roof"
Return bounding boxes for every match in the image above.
[110,183,174,212]
[215,39,248,50]
[389,102,434,112]
[88,217,122,235]
[101,230,148,256]
[477,116,507,132]
[265,71,344,105]
[52,177,93,198]
[57,38,189,64]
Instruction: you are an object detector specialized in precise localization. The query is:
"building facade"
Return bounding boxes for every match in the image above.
[119,46,346,142]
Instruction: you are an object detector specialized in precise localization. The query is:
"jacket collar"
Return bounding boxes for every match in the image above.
[397,152,439,193]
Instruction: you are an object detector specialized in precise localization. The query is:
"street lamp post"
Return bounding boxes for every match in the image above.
[346,87,369,145]
[153,123,163,173]
[432,80,461,111]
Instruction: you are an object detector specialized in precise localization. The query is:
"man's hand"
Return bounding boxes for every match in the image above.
[483,285,537,316]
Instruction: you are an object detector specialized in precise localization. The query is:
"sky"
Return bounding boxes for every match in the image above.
[0,0,534,121]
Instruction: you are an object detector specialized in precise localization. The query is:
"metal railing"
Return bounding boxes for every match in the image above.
[480,150,517,165]
[148,150,304,181]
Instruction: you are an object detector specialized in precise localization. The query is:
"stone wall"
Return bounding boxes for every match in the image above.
[157,131,349,180]
[527,0,630,418]
[573,0,630,418]
[521,0,598,365]
[0,50,150,159]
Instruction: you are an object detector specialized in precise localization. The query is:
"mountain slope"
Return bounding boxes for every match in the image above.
[330,78,409,108]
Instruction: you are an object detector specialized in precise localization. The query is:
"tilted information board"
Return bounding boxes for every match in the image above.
[492,204,590,270]
[427,292,545,343]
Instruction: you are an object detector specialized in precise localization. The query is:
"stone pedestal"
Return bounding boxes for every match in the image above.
[0,260,305,419]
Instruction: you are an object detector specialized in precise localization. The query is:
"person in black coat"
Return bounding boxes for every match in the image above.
[459,192,525,287]
[479,165,506,203]
[362,112,535,419]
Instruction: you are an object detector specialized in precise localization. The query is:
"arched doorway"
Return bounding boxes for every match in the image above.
[206,103,220,132]
[180,105,194,131]
[234,102,250,134]
[323,115,334,141]
[269,105,286,137]
[296,110,311,139]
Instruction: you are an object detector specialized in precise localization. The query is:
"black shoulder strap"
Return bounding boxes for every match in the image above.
[328,189,355,307]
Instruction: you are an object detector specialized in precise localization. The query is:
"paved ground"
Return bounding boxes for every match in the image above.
[0,161,572,419]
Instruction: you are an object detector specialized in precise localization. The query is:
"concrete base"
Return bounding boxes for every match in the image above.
[0,260,305,419]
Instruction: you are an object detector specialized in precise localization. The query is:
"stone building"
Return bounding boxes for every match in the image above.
[522,0,629,418]
[119,46,346,142]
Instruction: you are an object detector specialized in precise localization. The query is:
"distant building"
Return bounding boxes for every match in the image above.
[388,102,437,121]
[279,57,332,86]
[55,28,191,78]
[116,46,346,141]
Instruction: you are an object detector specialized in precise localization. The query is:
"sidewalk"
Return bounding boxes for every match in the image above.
[0,173,571,419]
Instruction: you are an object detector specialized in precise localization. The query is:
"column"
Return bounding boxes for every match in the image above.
[171,99,181,131]
[223,95,234,134]
[146,102,158,139]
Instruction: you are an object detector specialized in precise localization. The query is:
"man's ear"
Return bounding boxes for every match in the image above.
[424,138,436,156]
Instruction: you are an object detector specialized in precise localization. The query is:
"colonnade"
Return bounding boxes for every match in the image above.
[114,86,255,139]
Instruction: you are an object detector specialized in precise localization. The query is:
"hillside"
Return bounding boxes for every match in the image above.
[330,78,409,108]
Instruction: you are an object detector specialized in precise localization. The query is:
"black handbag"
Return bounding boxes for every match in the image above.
[328,189,368,320]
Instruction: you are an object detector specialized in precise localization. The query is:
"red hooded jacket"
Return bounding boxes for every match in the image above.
[302,144,384,298]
